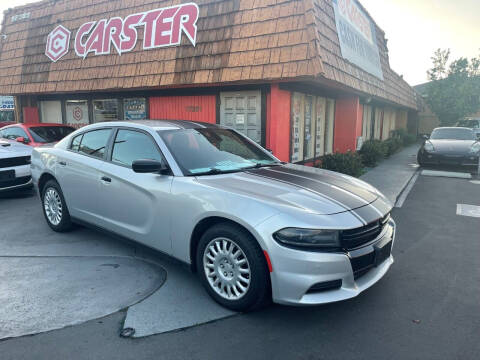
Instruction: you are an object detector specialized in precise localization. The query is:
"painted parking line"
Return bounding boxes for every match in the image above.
[470,180,480,185]
[395,172,419,208]
[456,204,480,218]
[421,170,472,179]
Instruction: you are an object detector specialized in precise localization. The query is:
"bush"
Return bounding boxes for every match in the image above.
[359,140,386,167]
[383,137,403,157]
[402,133,417,146]
[320,152,364,178]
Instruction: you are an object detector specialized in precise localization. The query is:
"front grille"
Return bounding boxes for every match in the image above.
[350,252,376,279]
[0,176,31,189]
[0,156,31,169]
[341,213,390,250]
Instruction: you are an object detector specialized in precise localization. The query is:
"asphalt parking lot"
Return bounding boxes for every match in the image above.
[1,174,479,360]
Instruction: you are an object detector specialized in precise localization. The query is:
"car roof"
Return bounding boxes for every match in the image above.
[88,120,222,131]
[1,123,74,129]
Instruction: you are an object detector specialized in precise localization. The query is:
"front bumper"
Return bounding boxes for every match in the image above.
[266,219,396,306]
[0,164,32,192]
[419,151,479,166]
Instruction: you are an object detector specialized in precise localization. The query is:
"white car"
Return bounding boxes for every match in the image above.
[0,139,33,192]
[31,120,394,311]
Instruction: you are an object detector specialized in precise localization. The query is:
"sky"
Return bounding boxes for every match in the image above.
[1,0,479,86]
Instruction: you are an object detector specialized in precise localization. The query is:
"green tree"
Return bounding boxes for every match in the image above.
[426,49,480,126]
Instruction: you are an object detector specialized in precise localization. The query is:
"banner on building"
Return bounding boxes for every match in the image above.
[0,96,14,110]
[124,98,146,120]
[332,0,384,80]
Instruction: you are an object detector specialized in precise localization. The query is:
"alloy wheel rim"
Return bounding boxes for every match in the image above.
[203,237,251,300]
[44,188,63,226]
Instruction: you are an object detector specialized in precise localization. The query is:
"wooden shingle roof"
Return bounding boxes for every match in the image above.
[0,0,416,109]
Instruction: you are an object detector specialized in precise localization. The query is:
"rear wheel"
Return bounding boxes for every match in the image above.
[41,180,72,232]
[196,223,271,312]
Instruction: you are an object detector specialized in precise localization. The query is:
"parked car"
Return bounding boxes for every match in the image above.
[0,123,75,147]
[0,139,33,192]
[31,120,395,311]
[417,127,480,167]
[456,118,480,139]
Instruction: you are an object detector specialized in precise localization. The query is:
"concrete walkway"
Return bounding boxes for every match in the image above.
[360,144,421,206]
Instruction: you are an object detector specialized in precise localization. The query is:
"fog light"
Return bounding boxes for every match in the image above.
[306,280,342,294]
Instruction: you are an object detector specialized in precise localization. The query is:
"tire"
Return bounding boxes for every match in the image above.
[41,179,73,232]
[196,223,271,312]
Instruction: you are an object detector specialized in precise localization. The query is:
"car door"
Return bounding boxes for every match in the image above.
[96,128,174,254]
[55,128,113,226]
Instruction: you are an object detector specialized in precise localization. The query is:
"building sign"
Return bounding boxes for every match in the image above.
[332,0,384,80]
[45,3,199,62]
[11,12,30,23]
[66,100,89,128]
[0,96,14,110]
[124,98,146,120]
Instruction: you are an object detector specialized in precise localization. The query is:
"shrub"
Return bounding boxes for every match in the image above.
[383,137,403,157]
[402,133,417,146]
[359,140,386,167]
[320,152,364,178]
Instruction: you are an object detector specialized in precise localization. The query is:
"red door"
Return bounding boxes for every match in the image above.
[149,96,216,124]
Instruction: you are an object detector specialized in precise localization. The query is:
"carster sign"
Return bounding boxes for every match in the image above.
[332,0,383,80]
[45,2,199,62]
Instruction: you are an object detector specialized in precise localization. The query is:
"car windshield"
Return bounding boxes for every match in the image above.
[29,126,75,143]
[159,128,280,175]
[430,128,475,140]
[457,119,479,129]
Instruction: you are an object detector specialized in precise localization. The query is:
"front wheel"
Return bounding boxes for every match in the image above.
[196,223,271,312]
[41,179,73,232]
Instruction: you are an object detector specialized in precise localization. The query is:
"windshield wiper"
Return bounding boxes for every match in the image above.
[245,162,285,169]
[190,168,243,176]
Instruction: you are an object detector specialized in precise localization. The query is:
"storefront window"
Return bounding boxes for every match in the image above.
[40,100,62,124]
[66,100,90,129]
[362,105,373,141]
[93,99,119,122]
[291,92,335,162]
[0,111,15,123]
[123,98,147,120]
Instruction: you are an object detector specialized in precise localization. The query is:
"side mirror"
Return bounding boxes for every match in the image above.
[422,134,429,141]
[15,136,29,144]
[132,159,168,174]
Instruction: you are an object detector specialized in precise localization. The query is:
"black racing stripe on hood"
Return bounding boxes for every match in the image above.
[247,168,369,211]
[273,166,378,203]
[352,204,384,224]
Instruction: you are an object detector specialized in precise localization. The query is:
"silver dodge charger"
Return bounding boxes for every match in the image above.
[31,120,395,311]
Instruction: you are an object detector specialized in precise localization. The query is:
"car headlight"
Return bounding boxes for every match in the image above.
[470,142,480,154]
[273,228,340,250]
[424,141,435,152]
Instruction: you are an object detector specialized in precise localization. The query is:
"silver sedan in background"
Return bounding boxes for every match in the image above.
[31,120,395,311]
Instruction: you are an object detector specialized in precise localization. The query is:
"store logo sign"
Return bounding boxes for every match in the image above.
[45,3,199,62]
[45,25,71,62]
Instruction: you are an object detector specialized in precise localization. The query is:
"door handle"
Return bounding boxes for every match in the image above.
[101,176,111,183]
[58,161,67,166]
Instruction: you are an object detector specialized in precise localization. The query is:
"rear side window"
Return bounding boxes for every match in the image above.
[111,129,162,167]
[78,129,112,159]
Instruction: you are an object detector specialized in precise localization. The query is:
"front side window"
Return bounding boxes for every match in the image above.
[112,130,161,167]
[78,129,112,159]
[29,126,74,143]
[159,128,278,175]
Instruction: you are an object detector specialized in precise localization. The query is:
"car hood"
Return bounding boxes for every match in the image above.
[196,164,391,219]
[0,140,32,159]
[429,139,476,153]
